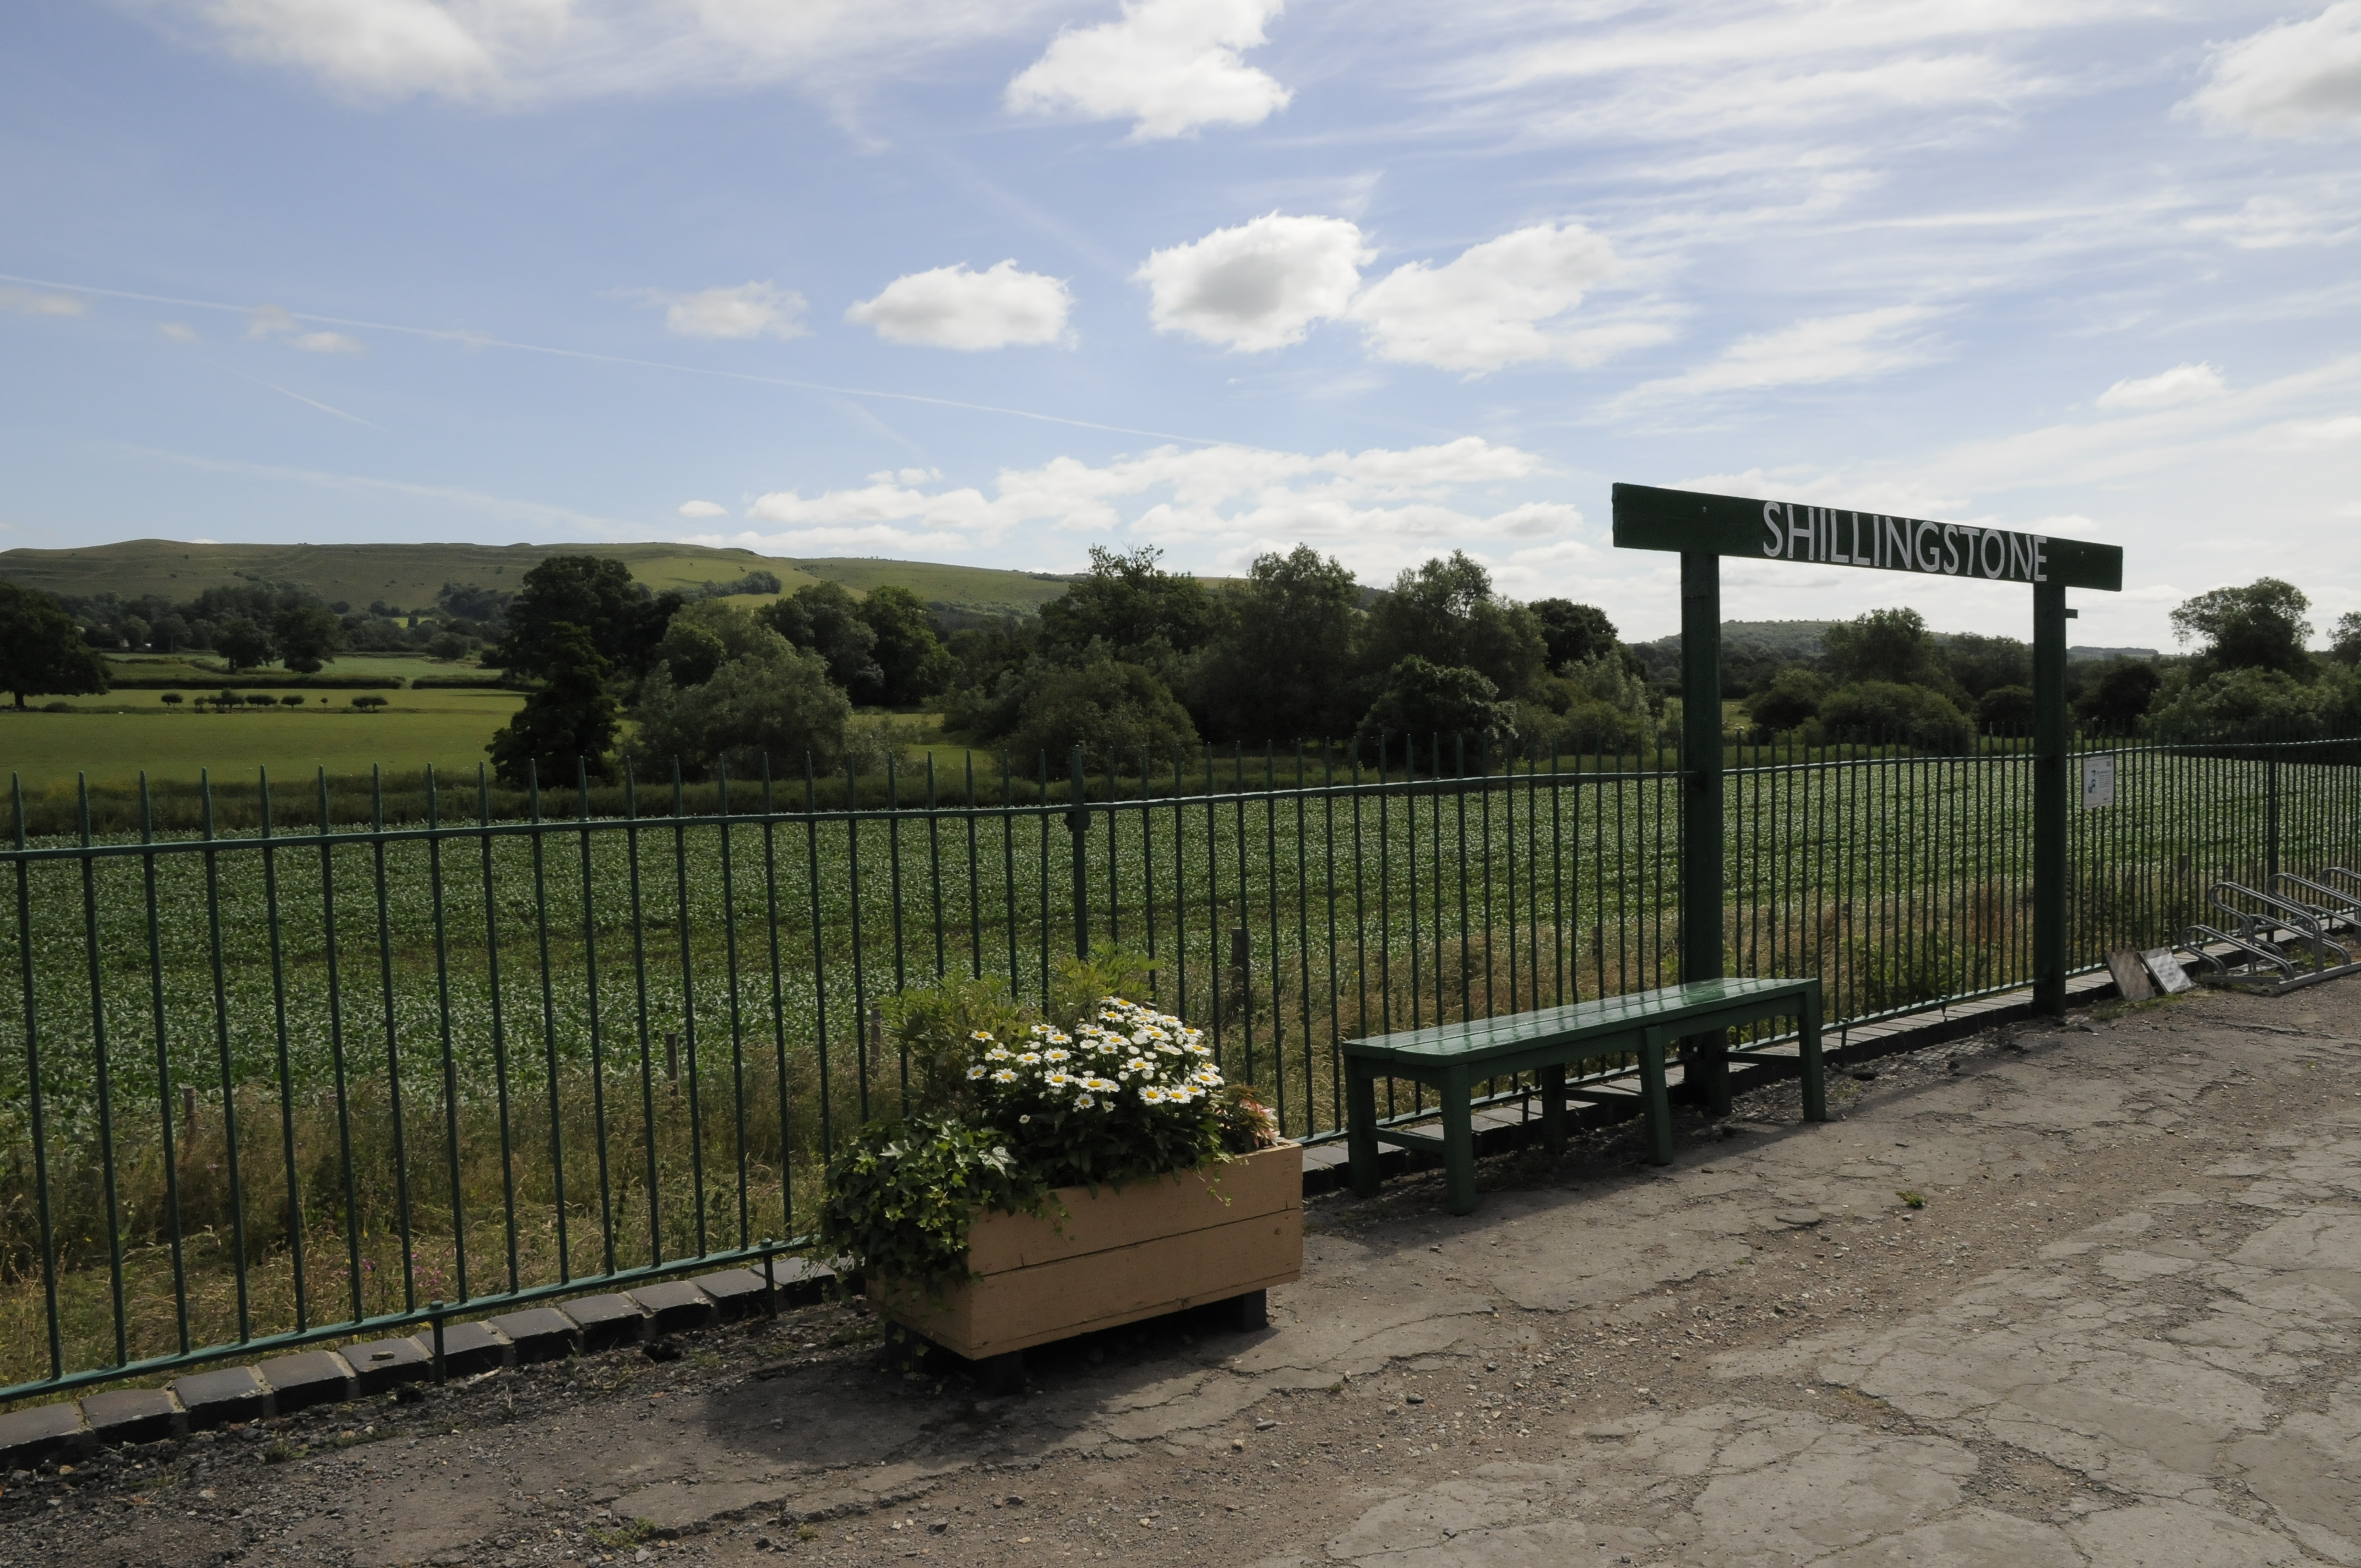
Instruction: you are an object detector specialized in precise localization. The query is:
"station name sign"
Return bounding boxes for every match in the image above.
[1610,482,2122,593]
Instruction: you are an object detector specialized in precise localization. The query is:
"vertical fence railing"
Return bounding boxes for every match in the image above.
[5,726,2358,1403]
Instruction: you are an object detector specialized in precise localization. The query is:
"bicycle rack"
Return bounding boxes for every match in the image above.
[2179,879,2361,993]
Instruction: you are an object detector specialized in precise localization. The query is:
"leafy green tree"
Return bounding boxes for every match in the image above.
[1940,632,2030,699]
[2074,660,2161,731]
[1818,680,1972,752]
[1524,652,1656,755]
[1192,545,1364,744]
[1746,667,1830,732]
[1974,684,2036,734]
[273,605,346,673]
[1002,661,1199,767]
[0,581,110,709]
[1821,608,1943,688]
[649,599,780,689]
[212,616,275,673]
[1353,655,1517,767]
[760,582,883,696]
[627,630,851,781]
[1528,599,1618,673]
[856,585,955,706]
[1038,545,1216,668]
[2170,578,2313,680]
[494,556,680,680]
[2330,611,2361,667]
[487,623,622,785]
[1361,553,1545,701]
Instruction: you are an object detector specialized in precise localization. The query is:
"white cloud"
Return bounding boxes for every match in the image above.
[0,286,86,317]
[1614,306,1940,407]
[1348,223,1640,373]
[1136,213,1369,351]
[845,261,1071,350]
[656,282,807,341]
[731,436,1565,582]
[173,0,1068,104]
[158,322,200,342]
[2096,363,2227,412]
[677,500,728,518]
[2186,191,2361,249]
[2186,1,2361,139]
[1006,0,1290,140]
[247,303,365,353]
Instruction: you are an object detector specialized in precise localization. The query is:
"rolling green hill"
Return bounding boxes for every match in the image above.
[0,540,1080,617]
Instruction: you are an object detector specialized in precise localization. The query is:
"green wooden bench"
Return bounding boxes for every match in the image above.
[1343,977,1826,1214]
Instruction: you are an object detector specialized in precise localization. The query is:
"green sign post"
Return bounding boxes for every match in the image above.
[1611,483,2125,1109]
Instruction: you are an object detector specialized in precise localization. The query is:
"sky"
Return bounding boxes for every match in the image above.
[2,1,2358,647]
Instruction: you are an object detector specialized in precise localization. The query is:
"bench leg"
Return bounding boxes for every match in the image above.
[1346,1065,1381,1199]
[1799,983,1827,1124]
[1702,1029,1732,1119]
[1539,1062,1566,1159]
[1441,1067,1477,1215]
[1640,1027,1673,1166]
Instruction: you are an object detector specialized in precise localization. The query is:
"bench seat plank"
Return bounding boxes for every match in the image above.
[1341,977,1823,1214]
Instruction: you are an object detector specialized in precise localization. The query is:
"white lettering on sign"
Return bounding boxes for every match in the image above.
[2082,754,2115,809]
[1762,502,2053,585]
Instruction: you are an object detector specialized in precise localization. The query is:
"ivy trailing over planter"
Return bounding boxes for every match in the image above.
[815,1118,1048,1295]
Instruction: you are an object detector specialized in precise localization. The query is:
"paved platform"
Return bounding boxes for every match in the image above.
[5,981,2357,1568]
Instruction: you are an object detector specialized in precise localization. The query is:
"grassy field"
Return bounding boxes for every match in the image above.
[0,540,1082,617]
[1,689,524,792]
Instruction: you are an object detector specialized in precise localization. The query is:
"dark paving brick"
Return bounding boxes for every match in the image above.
[257,1350,355,1414]
[691,1268,769,1322]
[345,1336,429,1396]
[564,1293,648,1352]
[432,1320,512,1376]
[625,1279,716,1335]
[0,1400,87,1467]
[761,1255,838,1308]
[79,1387,182,1446]
[488,1307,579,1365]
[170,1365,268,1429]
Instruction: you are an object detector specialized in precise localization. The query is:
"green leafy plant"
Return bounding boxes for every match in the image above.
[815,1117,1048,1294]
[1896,1189,1926,1208]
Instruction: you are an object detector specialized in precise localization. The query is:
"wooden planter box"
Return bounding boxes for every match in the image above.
[874,1141,1303,1364]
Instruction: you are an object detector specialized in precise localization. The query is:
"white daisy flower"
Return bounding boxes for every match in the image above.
[1076,1094,1095,1109]
[992,1069,1018,1084]
[966,1065,987,1081]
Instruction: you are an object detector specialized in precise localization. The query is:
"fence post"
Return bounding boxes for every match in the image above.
[2032,580,2069,1016]
[1678,549,1729,1113]
[1069,748,1090,959]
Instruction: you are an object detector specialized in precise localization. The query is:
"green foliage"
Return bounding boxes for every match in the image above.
[2150,665,2361,737]
[1818,680,1972,751]
[856,584,955,706]
[1192,545,1364,745]
[1822,608,1943,690]
[760,581,883,696]
[0,580,110,708]
[1528,599,1618,673]
[1524,652,1656,754]
[213,615,275,672]
[1974,684,2035,734]
[495,556,679,681]
[273,605,346,673]
[487,622,622,785]
[1747,667,1829,733]
[1001,660,1199,766]
[1354,655,1516,763]
[1038,545,1215,670]
[624,633,850,781]
[815,1116,1048,1294]
[1361,552,1544,701]
[2331,612,2361,668]
[1940,631,2030,699]
[2170,578,2313,680]
[2074,660,2159,731]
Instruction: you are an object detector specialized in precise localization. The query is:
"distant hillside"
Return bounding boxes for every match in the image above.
[1635,620,2157,663]
[0,540,1079,618]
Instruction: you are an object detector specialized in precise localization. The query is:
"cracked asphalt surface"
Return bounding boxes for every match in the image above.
[9,982,2361,1567]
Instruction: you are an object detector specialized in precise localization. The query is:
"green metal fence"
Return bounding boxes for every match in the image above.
[5,728,2358,1403]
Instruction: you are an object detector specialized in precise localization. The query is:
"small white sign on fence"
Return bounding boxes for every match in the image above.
[2082,754,2116,809]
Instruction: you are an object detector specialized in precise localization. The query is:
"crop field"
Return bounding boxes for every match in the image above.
[1,737,2351,1397]
[0,692,526,793]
